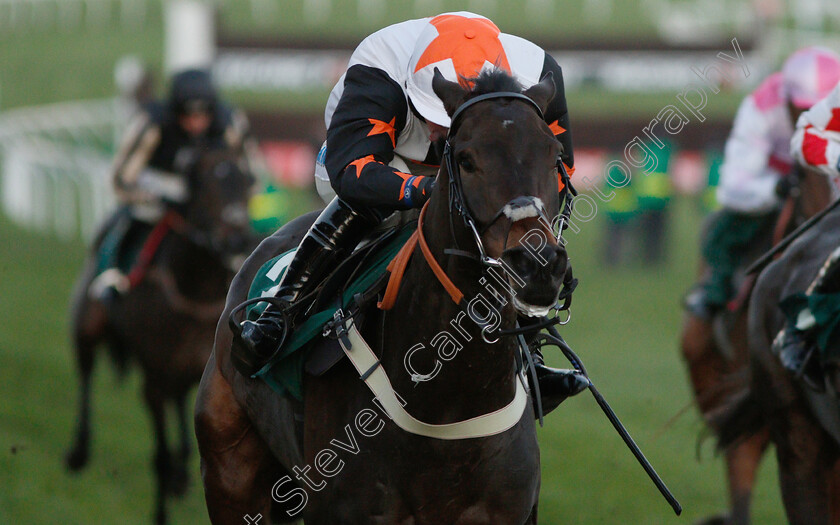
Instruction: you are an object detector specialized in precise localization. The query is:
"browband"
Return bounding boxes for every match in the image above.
[448,91,544,135]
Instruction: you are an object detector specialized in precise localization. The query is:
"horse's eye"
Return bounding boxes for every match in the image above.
[458,157,476,172]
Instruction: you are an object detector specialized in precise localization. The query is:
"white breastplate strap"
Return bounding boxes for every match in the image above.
[337,321,528,440]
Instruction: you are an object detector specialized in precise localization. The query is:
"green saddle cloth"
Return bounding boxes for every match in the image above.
[247,224,416,400]
[780,291,840,361]
[95,214,152,275]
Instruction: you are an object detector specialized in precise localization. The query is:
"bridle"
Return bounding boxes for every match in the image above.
[379,90,579,342]
[442,91,577,269]
[170,158,253,261]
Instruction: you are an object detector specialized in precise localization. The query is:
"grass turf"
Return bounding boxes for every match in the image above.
[0,197,788,524]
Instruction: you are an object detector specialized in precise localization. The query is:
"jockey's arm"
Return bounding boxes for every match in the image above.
[715,97,780,214]
[325,65,434,215]
[791,82,840,178]
[540,53,575,178]
[111,111,163,205]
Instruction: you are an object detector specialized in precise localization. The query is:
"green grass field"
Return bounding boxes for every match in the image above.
[0,197,788,524]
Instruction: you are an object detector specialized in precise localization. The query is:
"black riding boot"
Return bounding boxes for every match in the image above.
[528,345,590,416]
[518,318,590,416]
[231,198,378,376]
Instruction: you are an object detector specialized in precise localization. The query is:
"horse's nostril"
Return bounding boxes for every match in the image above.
[550,247,568,276]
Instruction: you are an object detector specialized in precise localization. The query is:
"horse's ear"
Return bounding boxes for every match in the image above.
[432,67,467,117]
[523,71,556,115]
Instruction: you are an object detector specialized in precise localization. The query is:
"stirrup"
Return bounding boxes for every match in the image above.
[774,329,825,392]
[228,296,293,376]
[793,347,825,392]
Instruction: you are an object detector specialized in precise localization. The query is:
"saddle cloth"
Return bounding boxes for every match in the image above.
[246,222,416,400]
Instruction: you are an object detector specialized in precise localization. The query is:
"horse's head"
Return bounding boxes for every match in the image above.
[430,68,568,317]
[179,149,257,260]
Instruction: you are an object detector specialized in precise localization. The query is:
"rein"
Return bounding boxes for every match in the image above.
[146,209,240,320]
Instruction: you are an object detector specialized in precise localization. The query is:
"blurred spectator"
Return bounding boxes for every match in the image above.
[702,147,724,213]
[602,139,674,266]
[603,160,639,266]
[636,140,674,264]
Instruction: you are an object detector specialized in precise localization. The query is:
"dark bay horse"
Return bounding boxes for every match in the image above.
[65,150,257,524]
[195,70,568,524]
[680,168,831,525]
[709,168,838,524]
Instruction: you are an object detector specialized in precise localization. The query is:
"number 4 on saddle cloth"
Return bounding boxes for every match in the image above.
[235,221,418,400]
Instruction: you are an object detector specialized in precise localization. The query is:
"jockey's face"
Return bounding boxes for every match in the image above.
[428,122,448,143]
[178,110,212,137]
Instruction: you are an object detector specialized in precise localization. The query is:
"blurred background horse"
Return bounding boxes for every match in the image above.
[65,149,257,524]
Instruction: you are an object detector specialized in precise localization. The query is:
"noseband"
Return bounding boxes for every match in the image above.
[442,91,576,268]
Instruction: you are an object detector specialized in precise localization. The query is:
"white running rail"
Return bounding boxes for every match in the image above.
[0,98,124,240]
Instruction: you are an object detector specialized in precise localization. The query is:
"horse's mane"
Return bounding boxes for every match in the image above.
[463,69,523,99]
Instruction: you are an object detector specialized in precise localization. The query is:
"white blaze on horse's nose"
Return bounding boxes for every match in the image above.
[502,119,514,128]
[502,197,544,222]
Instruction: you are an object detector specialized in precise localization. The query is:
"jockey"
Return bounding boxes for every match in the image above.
[776,80,840,380]
[684,47,840,319]
[90,69,254,300]
[792,81,840,179]
[232,12,589,410]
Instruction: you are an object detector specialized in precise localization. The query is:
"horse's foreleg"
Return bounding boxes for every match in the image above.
[774,407,834,525]
[725,427,769,525]
[680,315,728,414]
[524,503,538,524]
[65,299,105,471]
[168,391,191,498]
[195,355,281,524]
[144,382,172,525]
[829,458,840,524]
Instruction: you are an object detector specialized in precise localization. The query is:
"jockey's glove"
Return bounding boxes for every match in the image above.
[414,178,436,208]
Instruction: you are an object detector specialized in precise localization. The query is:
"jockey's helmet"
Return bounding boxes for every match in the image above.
[406,12,511,128]
[169,69,217,116]
[782,47,840,109]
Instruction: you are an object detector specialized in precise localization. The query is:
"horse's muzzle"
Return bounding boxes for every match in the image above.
[501,243,567,315]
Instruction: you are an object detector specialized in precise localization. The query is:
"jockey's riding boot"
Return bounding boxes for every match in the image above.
[529,346,590,416]
[683,276,730,320]
[88,268,130,307]
[775,326,824,392]
[232,198,378,377]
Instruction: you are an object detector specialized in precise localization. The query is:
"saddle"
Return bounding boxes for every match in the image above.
[243,216,418,400]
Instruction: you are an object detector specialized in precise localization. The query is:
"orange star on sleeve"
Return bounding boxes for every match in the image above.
[367,117,397,147]
[347,155,378,178]
[548,120,566,135]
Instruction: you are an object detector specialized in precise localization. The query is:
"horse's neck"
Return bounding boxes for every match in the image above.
[381,199,519,423]
[162,235,230,301]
